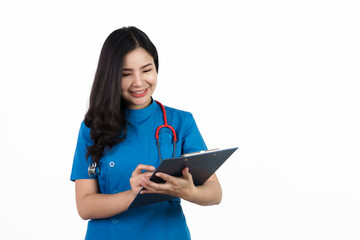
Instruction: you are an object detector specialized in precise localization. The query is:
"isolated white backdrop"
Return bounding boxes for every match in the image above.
[0,0,359,239]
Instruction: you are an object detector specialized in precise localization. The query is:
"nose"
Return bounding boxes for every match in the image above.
[132,72,142,87]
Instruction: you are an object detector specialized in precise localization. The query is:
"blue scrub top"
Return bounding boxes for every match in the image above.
[70,100,207,240]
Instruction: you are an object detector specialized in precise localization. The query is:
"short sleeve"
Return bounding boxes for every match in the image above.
[181,113,207,154]
[70,121,94,181]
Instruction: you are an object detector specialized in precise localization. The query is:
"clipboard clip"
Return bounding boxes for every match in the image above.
[181,148,220,157]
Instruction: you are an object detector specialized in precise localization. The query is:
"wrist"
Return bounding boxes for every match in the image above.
[127,189,138,199]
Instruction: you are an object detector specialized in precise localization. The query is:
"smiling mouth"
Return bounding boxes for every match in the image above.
[129,87,149,97]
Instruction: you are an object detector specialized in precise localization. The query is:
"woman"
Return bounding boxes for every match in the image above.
[70,26,222,240]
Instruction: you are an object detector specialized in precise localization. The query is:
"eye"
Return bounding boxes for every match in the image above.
[122,73,131,77]
[143,69,152,73]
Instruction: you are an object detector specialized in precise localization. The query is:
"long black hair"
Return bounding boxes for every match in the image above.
[84,26,159,163]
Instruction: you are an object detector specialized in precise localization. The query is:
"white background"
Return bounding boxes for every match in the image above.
[1,0,359,239]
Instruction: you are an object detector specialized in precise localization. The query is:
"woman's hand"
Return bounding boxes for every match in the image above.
[129,164,156,194]
[140,167,198,202]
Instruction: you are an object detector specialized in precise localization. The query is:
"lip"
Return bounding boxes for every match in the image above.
[129,87,149,98]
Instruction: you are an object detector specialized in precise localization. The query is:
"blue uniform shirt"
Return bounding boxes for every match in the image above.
[70,100,207,240]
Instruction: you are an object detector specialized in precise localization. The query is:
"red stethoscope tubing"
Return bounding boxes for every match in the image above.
[155,100,177,142]
[155,100,177,162]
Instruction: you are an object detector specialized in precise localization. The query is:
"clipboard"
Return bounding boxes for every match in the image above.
[128,147,238,209]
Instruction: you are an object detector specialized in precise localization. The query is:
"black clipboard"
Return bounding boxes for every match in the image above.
[128,147,238,209]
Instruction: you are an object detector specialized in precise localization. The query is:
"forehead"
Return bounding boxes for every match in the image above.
[123,47,154,67]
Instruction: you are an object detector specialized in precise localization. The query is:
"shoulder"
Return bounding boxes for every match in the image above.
[164,105,193,117]
[77,121,92,144]
[160,104,199,132]
[163,105,194,119]
[80,120,91,133]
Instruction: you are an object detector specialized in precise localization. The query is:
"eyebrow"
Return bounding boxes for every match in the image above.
[122,63,153,71]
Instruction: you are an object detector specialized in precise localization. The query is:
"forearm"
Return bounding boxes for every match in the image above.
[185,178,222,206]
[77,190,136,220]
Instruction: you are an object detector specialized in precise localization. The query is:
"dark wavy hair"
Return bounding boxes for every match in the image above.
[84,26,159,163]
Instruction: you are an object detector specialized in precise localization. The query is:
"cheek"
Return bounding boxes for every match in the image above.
[121,79,130,91]
[148,74,158,85]
[120,81,131,98]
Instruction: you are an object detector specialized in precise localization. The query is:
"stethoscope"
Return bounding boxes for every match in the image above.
[88,100,177,177]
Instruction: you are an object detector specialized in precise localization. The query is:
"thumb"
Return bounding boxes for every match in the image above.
[182,167,193,181]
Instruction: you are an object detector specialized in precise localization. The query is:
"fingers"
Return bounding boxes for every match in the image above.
[141,171,154,179]
[130,171,153,186]
[139,174,173,195]
[141,176,166,191]
[132,164,155,177]
[141,168,194,195]
[133,167,195,198]
[154,167,192,184]
[129,166,155,194]
[155,172,175,183]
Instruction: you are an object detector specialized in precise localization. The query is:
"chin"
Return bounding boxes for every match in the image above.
[128,97,152,109]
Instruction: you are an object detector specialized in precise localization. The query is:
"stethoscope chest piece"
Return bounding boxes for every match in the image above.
[88,162,99,177]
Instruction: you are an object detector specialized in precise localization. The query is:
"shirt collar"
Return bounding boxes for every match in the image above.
[126,98,158,121]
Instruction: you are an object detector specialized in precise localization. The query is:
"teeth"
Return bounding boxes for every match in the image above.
[132,89,146,94]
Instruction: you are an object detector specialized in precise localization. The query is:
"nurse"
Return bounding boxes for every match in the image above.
[70,26,222,240]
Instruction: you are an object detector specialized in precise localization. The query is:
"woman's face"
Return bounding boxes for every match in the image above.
[121,47,157,109]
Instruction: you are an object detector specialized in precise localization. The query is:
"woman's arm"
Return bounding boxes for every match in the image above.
[75,179,135,220]
[186,173,222,206]
[75,164,155,220]
[140,168,222,206]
